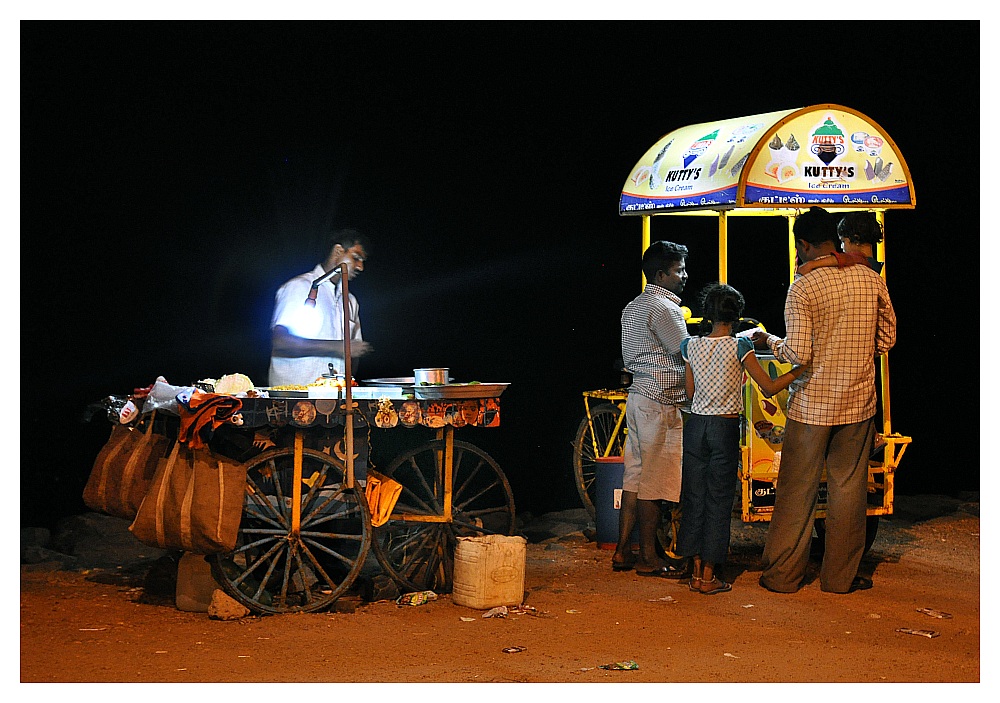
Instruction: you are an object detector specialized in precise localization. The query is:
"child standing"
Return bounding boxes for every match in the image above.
[678,283,804,594]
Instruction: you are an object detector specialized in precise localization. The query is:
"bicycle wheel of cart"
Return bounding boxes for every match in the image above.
[573,404,627,519]
[812,515,880,556]
[210,447,372,615]
[371,439,515,594]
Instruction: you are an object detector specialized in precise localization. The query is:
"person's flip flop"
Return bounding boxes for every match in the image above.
[699,577,732,595]
[635,564,687,579]
[611,557,636,572]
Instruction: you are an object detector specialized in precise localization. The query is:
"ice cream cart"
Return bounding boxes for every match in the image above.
[613,104,914,548]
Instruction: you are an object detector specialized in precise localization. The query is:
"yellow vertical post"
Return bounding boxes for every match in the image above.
[641,215,651,288]
[443,427,454,520]
[875,210,892,436]
[787,215,796,284]
[292,430,303,536]
[718,211,729,283]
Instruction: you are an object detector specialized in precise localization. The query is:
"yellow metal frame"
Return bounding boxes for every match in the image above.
[639,208,911,523]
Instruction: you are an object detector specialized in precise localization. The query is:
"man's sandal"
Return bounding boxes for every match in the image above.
[687,576,702,592]
[699,577,732,595]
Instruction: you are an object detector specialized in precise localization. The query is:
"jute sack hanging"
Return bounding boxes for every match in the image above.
[83,412,169,520]
[129,440,247,554]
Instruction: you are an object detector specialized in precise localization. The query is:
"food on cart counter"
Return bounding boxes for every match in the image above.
[311,375,359,388]
[213,373,255,395]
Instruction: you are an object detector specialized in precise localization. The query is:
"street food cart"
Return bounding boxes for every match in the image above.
[578,104,913,551]
[91,263,514,615]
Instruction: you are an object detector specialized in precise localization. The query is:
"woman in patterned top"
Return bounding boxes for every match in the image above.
[678,283,804,595]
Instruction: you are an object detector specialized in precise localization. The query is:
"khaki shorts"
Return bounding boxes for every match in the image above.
[622,393,684,502]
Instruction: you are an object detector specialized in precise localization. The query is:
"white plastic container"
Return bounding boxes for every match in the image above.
[451,535,526,609]
[176,552,219,612]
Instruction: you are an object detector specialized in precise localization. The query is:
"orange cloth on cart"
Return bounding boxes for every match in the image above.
[365,470,403,527]
[177,390,243,450]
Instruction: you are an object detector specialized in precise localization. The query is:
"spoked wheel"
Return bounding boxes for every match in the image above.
[210,447,372,615]
[657,503,683,560]
[812,515,880,556]
[371,439,515,594]
[572,404,627,519]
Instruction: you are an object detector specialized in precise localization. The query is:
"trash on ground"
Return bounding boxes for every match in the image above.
[565,609,581,613]
[724,652,740,658]
[483,606,508,618]
[916,607,953,619]
[599,660,639,670]
[502,646,527,654]
[741,604,755,609]
[896,628,940,638]
[459,617,475,622]
[396,590,438,607]
[648,596,676,603]
[508,604,539,616]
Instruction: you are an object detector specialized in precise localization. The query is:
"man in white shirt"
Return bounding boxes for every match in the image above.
[268,229,373,387]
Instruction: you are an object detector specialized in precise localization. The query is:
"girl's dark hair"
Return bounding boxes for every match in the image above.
[837,211,883,246]
[699,282,745,325]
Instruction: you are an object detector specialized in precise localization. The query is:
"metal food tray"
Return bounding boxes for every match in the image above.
[413,383,509,399]
[261,388,309,398]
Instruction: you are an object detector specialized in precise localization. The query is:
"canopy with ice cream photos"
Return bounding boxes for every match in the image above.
[619,104,915,215]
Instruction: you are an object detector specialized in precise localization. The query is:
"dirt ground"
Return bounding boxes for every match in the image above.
[19,496,983,690]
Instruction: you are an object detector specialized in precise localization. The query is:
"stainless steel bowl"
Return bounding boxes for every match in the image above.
[414,368,449,385]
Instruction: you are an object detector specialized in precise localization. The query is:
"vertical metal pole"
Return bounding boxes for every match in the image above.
[875,211,892,436]
[787,215,796,284]
[292,430,303,536]
[442,427,454,520]
[718,211,729,283]
[340,262,356,488]
[641,215,651,288]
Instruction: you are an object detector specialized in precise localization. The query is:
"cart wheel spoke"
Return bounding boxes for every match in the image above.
[211,447,372,615]
[372,439,514,593]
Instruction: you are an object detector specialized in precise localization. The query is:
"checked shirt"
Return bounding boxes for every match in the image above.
[765,265,896,426]
[621,283,690,406]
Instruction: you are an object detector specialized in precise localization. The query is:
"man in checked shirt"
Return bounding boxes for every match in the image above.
[615,240,691,577]
[754,207,897,594]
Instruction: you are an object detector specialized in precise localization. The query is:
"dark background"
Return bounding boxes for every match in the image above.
[20,21,980,529]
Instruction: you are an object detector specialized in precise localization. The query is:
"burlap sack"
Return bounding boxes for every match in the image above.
[83,412,169,520]
[129,440,247,554]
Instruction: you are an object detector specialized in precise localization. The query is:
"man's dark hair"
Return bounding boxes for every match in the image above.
[642,240,688,282]
[793,207,838,246]
[330,228,370,257]
[837,211,884,246]
[698,282,745,325]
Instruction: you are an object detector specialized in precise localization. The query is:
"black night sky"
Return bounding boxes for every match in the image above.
[19,20,982,529]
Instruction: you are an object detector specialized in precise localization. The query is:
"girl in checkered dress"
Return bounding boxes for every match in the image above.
[678,283,804,595]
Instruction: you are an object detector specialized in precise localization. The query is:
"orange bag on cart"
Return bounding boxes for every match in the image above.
[129,439,247,554]
[83,412,169,520]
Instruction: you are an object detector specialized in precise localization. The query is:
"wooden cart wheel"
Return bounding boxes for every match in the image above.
[371,439,515,594]
[210,447,372,615]
[572,404,626,519]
